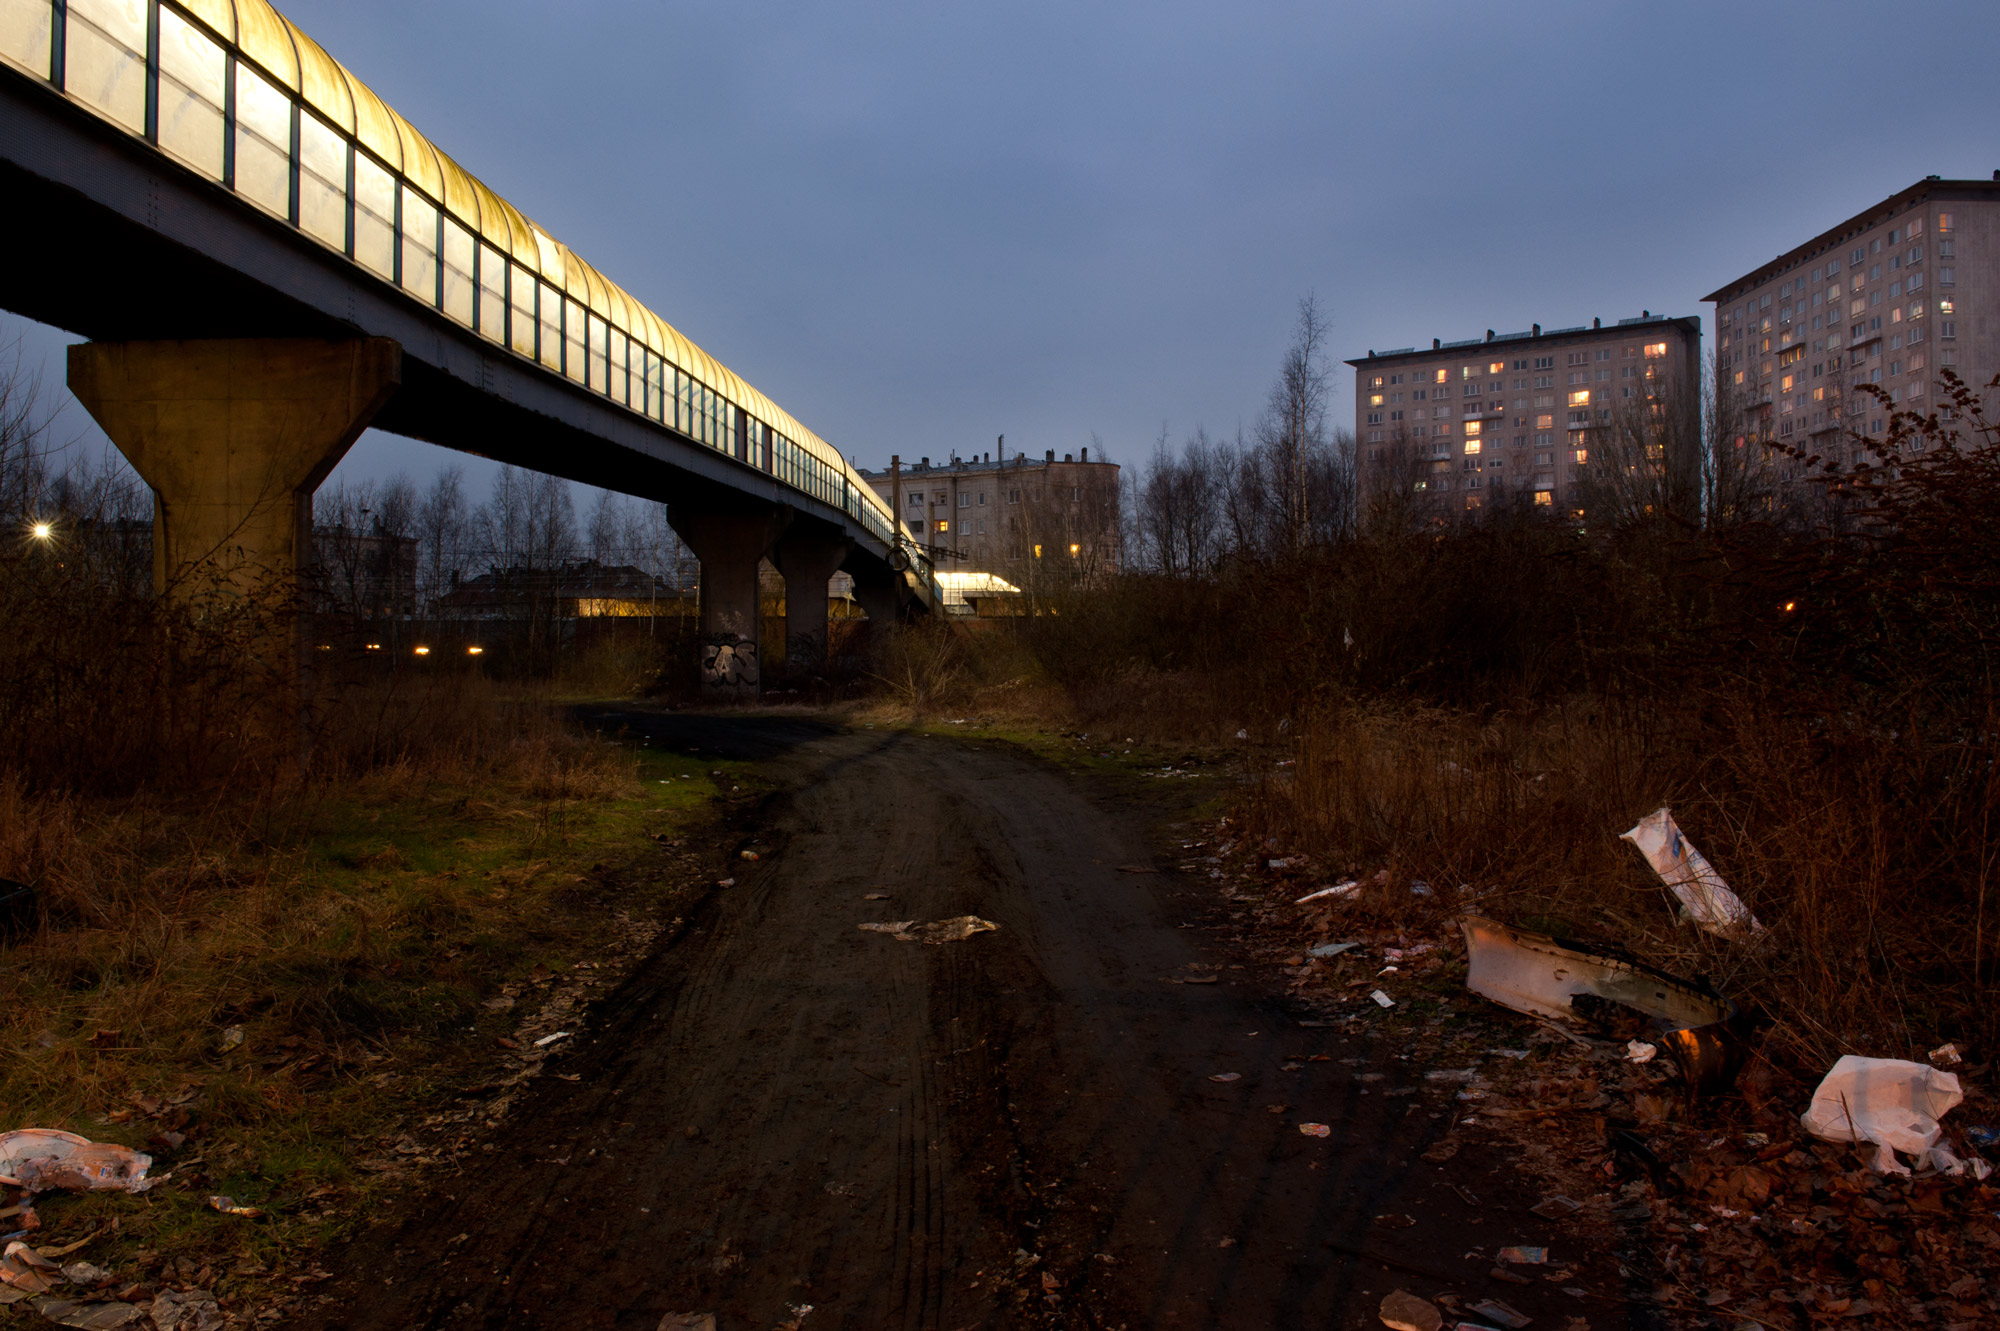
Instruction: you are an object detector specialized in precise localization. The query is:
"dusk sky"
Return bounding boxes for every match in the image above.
[10,0,2000,499]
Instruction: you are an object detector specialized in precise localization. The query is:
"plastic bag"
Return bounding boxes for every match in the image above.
[1800,1055,1963,1175]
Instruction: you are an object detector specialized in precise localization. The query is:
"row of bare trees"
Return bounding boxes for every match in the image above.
[1127,296,1357,574]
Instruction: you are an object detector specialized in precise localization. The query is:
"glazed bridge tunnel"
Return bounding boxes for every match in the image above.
[0,0,933,693]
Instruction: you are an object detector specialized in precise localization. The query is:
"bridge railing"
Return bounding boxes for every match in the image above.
[0,0,905,552]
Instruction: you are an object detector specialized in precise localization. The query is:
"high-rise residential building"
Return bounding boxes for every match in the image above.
[855,447,1121,583]
[1346,313,1702,516]
[1705,175,2000,473]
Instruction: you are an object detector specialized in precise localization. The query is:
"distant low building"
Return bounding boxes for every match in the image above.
[436,559,688,621]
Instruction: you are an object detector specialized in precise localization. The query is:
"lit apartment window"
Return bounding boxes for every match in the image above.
[1644,342,1667,358]
[1572,448,1588,464]
[1536,415,1553,430]
[1434,369,1448,384]
[1369,394,1384,407]
[1533,492,1553,506]
[1464,420,1482,436]
[1939,212,1954,233]
[1464,440,1481,454]
[1369,375,1385,388]
[935,521,950,533]
[1568,390,1590,407]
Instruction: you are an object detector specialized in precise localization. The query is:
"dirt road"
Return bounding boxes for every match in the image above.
[300,716,1631,1330]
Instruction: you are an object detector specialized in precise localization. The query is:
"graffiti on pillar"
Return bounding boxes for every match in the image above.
[701,636,759,690]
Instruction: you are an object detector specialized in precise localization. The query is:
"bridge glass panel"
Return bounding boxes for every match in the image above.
[156,8,226,181]
[297,113,349,251]
[609,329,628,407]
[67,0,147,134]
[477,242,506,343]
[400,185,439,305]
[233,62,293,219]
[562,298,585,383]
[352,152,396,278]
[0,0,53,80]
[508,263,535,358]
[588,315,608,394]
[443,218,475,326]
[537,283,563,372]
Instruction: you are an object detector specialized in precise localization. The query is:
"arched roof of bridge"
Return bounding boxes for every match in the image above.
[171,0,847,474]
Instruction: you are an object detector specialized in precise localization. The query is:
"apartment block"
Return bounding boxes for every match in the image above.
[1347,313,1702,515]
[855,447,1121,581]
[1705,175,2000,471]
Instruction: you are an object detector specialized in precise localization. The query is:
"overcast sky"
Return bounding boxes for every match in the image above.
[10,0,2000,502]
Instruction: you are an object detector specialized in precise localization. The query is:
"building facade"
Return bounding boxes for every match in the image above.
[856,448,1121,584]
[1347,313,1702,516]
[1704,176,2000,474]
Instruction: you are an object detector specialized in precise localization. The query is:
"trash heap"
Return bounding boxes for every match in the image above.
[1188,808,2000,1326]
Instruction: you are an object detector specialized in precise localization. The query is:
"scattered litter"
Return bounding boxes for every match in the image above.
[1625,1041,1657,1064]
[1296,880,1360,905]
[1928,1042,1962,1066]
[1268,857,1302,871]
[1236,729,1248,740]
[1496,1245,1547,1265]
[1968,1125,1999,1148]
[857,916,1000,944]
[481,996,515,1012]
[58,1262,108,1286]
[1298,1123,1330,1137]
[1530,1195,1581,1219]
[1620,806,1763,937]
[1307,941,1359,959]
[1465,1298,1531,1329]
[1458,915,1726,1032]
[531,1032,571,1048]
[862,893,890,901]
[147,1288,223,1331]
[218,1026,244,1051]
[1425,1069,1476,1084]
[0,1242,60,1293]
[1487,1265,1532,1285]
[1800,1055,1963,1175]
[0,1130,156,1194]
[716,878,735,888]
[1374,1213,1416,1229]
[1379,1289,1443,1331]
[206,1195,264,1218]
[656,1316,717,1331]
[1370,989,1394,1008]
[1209,1073,1242,1083]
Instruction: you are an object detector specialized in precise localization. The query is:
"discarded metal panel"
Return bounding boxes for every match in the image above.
[1458,915,1726,1032]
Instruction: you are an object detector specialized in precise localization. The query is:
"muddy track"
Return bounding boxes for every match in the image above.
[297,716,1640,1330]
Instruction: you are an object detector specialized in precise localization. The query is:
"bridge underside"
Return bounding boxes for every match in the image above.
[0,73,923,696]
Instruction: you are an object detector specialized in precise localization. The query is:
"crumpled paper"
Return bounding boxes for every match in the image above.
[1621,807,1764,937]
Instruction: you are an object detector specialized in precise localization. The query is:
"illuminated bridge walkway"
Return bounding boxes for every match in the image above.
[0,0,931,693]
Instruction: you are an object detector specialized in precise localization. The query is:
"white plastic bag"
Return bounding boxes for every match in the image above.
[1621,807,1763,936]
[1799,1055,1963,1175]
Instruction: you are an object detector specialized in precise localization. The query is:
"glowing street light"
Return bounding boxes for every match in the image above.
[466,645,484,656]
[413,645,431,656]
[30,521,52,541]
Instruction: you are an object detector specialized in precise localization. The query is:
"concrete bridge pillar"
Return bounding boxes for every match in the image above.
[846,558,908,626]
[68,339,401,603]
[667,503,790,698]
[771,525,852,675]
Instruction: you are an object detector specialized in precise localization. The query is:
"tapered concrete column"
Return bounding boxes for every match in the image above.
[667,503,790,697]
[770,525,852,673]
[68,339,401,601]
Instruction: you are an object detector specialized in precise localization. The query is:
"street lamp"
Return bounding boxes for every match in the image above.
[29,521,52,542]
